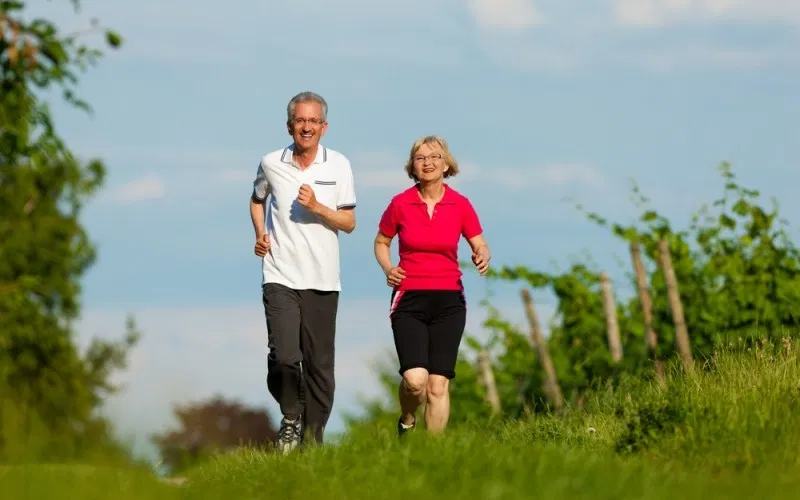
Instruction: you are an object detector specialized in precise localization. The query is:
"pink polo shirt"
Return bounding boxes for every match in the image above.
[378,184,483,291]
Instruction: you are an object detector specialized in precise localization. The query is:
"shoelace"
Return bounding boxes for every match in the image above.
[279,421,301,442]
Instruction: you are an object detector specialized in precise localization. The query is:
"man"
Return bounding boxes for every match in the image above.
[249,91,357,453]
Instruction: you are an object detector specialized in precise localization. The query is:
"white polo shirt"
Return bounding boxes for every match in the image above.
[252,143,356,292]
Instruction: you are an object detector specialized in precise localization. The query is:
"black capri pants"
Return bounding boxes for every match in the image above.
[389,289,467,379]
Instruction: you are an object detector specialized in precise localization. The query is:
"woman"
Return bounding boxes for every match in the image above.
[373,135,491,436]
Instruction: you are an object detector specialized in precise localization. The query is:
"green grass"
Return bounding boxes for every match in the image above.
[3,340,800,499]
[0,464,186,499]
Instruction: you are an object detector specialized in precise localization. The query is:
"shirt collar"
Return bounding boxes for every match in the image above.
[280,143,327,165]
[401,183,456,204]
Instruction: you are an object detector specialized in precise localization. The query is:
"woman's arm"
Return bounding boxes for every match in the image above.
[466,233,491,276]
[374,231,406,287]
[467,233,489,254]
[374,231,395,276]
[462,196,491,275]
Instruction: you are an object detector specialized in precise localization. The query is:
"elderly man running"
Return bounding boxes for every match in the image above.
[249,91,357,453]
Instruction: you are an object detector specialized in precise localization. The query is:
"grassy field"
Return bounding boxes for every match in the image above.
[3,339,800,499]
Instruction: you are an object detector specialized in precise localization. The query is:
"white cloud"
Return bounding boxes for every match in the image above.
[357,171,412,190]
[341,154,608,202]
[467,163,607,191]
[74,293,543,461]
[468,0,797,72]
[75,299,391,460]
[105,174,165,204]
[35,0,466,68]
[529,163,607,188]
[621,44,790,71]
[212,169,256,184]
[73,142,258,172]
[351,151,410,190]
[349,152,604,193]
[468,0,543,30]
[31,0,798,77]
[614,0,800,25]
[478,41,578,73]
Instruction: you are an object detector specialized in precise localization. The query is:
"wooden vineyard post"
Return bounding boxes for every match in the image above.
[657,239,694,372]
[599,272,623,363]
[520,288,565,411]
[629,242,665,382]
[477,349,501,415]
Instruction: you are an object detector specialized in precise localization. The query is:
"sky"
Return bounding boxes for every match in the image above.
[22,0,799,461]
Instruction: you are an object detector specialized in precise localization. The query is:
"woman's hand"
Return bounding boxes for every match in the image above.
[385,266,406,288]
[471,246,491,276]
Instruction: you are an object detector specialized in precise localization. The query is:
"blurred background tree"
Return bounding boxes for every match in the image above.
[0,0,139,463]
[151,395,278,475]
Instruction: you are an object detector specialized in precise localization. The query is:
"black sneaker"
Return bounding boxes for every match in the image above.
[277,416,303,454]
[397,416,415,437]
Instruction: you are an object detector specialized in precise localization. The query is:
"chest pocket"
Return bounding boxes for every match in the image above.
[313,179,338,209]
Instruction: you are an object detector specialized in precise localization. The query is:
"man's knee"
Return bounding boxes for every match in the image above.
[402,368,428,395]
[426,375,449,399]
[270,350,303,368]
[304,363,335,402]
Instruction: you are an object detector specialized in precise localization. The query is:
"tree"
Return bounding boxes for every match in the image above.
[152,396,279,475]
[0,0,138,462]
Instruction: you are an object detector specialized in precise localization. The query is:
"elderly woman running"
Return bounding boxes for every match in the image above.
[373,134,491,436]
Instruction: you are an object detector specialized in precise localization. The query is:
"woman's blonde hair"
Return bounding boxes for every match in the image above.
[404,135,460,182]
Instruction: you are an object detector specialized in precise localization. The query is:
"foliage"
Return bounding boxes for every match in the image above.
[352,161,800,427]
[573,163,800,353]
[151,396,279,475]
[0,0,136,461]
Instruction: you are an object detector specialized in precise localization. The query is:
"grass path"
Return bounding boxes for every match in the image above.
[182,422,800,500]
[3,427,798,500]
[3,345,800,499]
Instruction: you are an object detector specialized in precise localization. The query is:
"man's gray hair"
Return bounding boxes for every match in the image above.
[287,91,328,122]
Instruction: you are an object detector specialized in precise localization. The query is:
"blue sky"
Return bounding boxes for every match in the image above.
[25,0,799,460]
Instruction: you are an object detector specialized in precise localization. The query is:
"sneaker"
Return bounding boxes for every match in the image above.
[277,416,303,454]
[397,416,415,437]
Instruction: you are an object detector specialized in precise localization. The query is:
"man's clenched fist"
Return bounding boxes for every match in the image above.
[297,184,319,213]
[254,233,270,257]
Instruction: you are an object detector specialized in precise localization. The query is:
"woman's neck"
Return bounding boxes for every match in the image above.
[417,181,445,202]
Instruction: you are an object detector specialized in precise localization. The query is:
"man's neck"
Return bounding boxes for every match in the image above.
[292,144,318,169]
[417,181,445,202]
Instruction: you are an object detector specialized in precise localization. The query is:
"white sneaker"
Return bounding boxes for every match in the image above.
[277,416,303,454]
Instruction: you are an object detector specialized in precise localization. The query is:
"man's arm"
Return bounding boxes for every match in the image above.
[326,159,357,234]
[251,160,271,236]
[297,157,357,233]
[250,193,271,256]
[250,193,266,238]
[310,203,356,234]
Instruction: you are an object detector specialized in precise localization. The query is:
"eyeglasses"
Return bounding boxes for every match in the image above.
[291,117,325,125]
[413,153,443,163]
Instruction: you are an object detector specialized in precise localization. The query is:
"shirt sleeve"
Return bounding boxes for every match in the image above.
[252,159,270,202]
[336,160,357,210]
[461,198,483,239]
[378,199,398,238]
